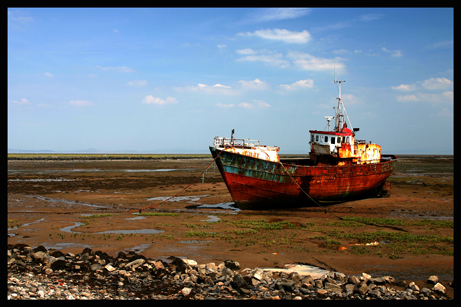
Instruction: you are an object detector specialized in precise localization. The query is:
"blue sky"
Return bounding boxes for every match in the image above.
[8,8,453,154]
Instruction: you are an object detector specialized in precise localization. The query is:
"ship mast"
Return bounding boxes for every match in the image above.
[334,80,345,132]
[333,80,353,132]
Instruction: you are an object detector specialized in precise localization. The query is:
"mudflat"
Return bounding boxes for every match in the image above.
[7,155,453,297]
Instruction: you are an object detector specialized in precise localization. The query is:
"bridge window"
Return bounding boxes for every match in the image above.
[316,135,319,142]
[331,137,335,144]
[324,136,328,143]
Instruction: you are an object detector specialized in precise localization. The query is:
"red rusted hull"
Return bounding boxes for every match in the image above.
[210,147,398,210]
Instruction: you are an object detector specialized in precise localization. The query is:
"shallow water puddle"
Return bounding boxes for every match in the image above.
[22,195,109,209]
[59,222,163,235]
[8,218,46,231]
[40,242,93,250]
[147,195,209,203]
[201,215,220,222]
[196,202,240,212]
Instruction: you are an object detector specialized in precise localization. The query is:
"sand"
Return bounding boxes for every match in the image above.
[7,155,453,297]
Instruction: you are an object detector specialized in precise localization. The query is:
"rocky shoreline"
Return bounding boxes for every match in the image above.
[7,244,452,300]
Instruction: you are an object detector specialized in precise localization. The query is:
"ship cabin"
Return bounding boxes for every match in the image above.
[309,124,382,166]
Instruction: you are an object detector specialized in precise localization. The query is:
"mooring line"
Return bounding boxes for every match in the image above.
[278,161,345,221]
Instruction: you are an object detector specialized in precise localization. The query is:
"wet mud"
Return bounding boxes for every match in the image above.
[7,155,453,297]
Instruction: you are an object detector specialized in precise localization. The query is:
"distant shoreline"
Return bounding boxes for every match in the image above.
[7,153,453,161]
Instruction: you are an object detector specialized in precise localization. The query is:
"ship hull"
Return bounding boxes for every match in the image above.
[210,146,398,210]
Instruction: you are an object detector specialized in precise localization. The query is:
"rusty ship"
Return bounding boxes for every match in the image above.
[210,80,398,210]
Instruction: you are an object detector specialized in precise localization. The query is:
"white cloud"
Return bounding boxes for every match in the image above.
[213,84,231,89]
[396,95,418,102]
[397,92,453,104]
[253,8,311,23]
[392,84,416,91]
[44,72,53,77]
[97,66,135,73]
[174,83,236,95]
[240,8,312,24]
[287,51,345,72]
[254,100,271,108]
[69,100,94,106]
[11,98,30,105]
[236,49,290,68]
[421,77,453,90]
[236,48,258,55]
[126,80,147,87]
[238,100,271,109]
[239,79,267,90]
[143,95,178,105]
[279,79,314,90]
[216,103,235,108]
[239,102,253,109]
[393,77,453,91]
[359,14,382,22]
[217,44,227,49]
[8,10,34,23]
[238,28,311,44]
[382,47,402,57]
[423,40,453,50]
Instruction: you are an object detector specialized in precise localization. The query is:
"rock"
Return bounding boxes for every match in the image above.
[371,277,386,285]
[224,260,240,270]
[153,260,165,270]
[348,275,361,285]
[125,258,145,270]
[6,244,453,301]
[427,275,438,284]
[355,282,369,295]
[252,268,264,280]
[324,282,342,293]
[362,272,372,283]
[105,263,116,272]
[368,289,381,298]
[382,275,395,284]
[280,281,295,292]
[409,282,420,291]
[206,262,217,272]
[334,272,346,281]
[50,259,67,270]
[232,273,248,290]
[221,267,234,278]
[170,257,188,272]
[182,259,197,266]
[31,251,47,263]
[432,282,446,294]
[181,287,192,296]
[316,289,328,296]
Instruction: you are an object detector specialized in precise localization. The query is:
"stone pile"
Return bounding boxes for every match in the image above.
[7,244,451,300]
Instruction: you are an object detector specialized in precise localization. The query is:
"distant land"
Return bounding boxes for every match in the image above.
[7,148,210,154]
[8,148,453,155]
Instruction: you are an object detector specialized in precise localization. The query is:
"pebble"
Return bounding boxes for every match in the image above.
[7,244,452,300]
